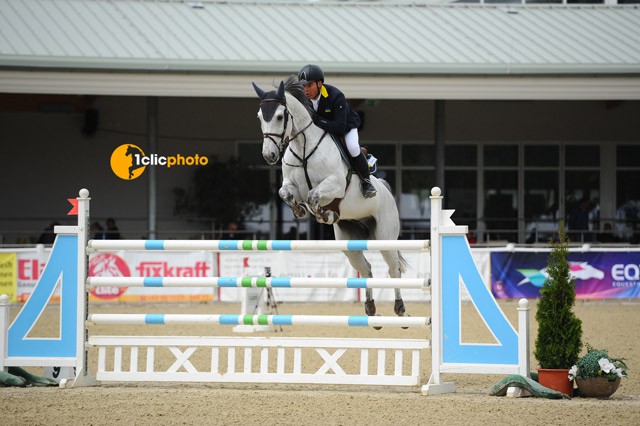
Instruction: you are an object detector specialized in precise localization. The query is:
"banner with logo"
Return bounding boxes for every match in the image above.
[491,251,640,299]
[10,248,216,303]
[14,248,50,302]
[88,251,217,302]
[0,253,17,302]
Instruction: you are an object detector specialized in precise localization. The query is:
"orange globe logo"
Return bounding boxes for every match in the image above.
[110,144,146,180]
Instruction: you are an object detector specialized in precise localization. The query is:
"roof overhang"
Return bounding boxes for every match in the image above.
[1,70,639,100]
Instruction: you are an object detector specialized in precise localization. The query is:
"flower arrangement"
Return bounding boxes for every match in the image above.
[568,344,628,381]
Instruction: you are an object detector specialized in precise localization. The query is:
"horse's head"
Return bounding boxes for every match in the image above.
[253,81,292,165]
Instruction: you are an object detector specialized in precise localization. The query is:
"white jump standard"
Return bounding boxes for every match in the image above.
[0,187,531,394]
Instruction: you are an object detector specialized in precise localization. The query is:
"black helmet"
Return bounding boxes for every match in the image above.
[298,64,324,83]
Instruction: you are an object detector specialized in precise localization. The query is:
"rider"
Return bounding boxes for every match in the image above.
[297,64,376,199]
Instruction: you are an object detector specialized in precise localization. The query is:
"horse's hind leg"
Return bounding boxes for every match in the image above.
[342,251,376,315]
[381,250,408,321]
[335,222,377,317]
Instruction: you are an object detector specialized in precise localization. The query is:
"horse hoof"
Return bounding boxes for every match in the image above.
[364,300,376,316]
[394,300,406,316]
[292,205,307,218]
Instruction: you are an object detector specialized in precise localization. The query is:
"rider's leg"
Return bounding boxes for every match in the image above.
[345,128,376,198]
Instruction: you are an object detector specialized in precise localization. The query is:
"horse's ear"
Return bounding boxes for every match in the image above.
[252,82,266,99]
[277,81,285,100]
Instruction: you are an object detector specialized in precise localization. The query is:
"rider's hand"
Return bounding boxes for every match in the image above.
[313,113,328,129]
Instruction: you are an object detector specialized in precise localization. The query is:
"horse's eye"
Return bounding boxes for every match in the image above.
[277,114,283,121]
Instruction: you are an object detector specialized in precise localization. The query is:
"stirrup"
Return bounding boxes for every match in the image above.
[361,179,377,198]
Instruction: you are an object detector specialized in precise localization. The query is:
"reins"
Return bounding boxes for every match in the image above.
[259,97,325,191]
[284,129,328,191]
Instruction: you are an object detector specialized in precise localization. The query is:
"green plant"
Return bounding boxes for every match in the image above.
[534,220,583,369]
[173,157,271,227]
[569,344,628,381]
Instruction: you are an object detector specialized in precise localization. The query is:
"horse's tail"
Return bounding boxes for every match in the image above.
[378,178,393,194]
[375,177,409,273]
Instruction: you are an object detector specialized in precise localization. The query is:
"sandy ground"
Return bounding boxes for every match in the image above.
[1,300,639,426]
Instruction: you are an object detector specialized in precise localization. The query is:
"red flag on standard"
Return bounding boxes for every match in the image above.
[67,198,78,215]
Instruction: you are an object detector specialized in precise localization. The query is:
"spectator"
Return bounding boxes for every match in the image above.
[222,222,241,240]
[568,197,591,243]
[599,223,620,243]
[37,221,59,245]
[104,217,121,240]
[91,221,105,239]
[466,232,477,244]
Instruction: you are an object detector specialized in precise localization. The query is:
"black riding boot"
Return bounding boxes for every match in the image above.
[353,152,377,199]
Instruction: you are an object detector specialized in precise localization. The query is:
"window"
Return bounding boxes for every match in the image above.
[524,171,559,243]
[525,145,559,167]
[565,145,600,243]
[615,145,640,242]
[484,145,517,167]
[399,143,434,239]
[484,170,518,242]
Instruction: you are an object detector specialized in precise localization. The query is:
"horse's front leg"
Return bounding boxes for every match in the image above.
[308,175,345,224]
[279,181,308,219]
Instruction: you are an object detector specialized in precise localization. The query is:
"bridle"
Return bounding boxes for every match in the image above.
[260,98,292,156]
[259,96,327,191]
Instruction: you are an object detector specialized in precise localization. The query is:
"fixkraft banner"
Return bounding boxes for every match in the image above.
[491,251,640,299]
[87,251,216,302]
[9,248,216,303]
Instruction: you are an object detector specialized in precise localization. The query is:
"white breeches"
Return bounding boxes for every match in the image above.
[345,128,360,157]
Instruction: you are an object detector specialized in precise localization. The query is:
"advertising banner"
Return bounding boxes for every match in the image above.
[491,251,640,299]
[88,251,217,302]
[15,248,50,302]
[8,247,217,303]
[0,252,17,302]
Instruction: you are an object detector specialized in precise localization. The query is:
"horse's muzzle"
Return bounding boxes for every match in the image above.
[263,151,279,165]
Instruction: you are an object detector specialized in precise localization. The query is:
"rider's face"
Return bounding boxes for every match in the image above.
[303,81,321,100]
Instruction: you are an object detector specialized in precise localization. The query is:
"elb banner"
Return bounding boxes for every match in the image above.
[491,251,640,299]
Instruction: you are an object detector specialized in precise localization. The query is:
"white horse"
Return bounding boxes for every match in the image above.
[252,76,408,321]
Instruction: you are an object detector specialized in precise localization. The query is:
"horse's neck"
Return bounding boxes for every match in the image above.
[286,94,313,136]
[284,94,346,174]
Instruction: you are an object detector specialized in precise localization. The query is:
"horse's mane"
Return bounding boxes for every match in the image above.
[282,75,314,117]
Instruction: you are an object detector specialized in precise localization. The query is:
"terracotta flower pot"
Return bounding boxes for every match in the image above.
[538,368,574,396]
[576,377,621,398]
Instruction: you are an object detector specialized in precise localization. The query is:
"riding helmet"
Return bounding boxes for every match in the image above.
[298,64,324,83]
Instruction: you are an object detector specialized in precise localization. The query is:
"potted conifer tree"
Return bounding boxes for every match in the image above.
[534,220,583,396]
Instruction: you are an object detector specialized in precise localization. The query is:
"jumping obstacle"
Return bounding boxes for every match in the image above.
[0,187,530,394]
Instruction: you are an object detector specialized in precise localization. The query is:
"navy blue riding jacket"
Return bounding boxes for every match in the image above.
[312,84,361,136]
